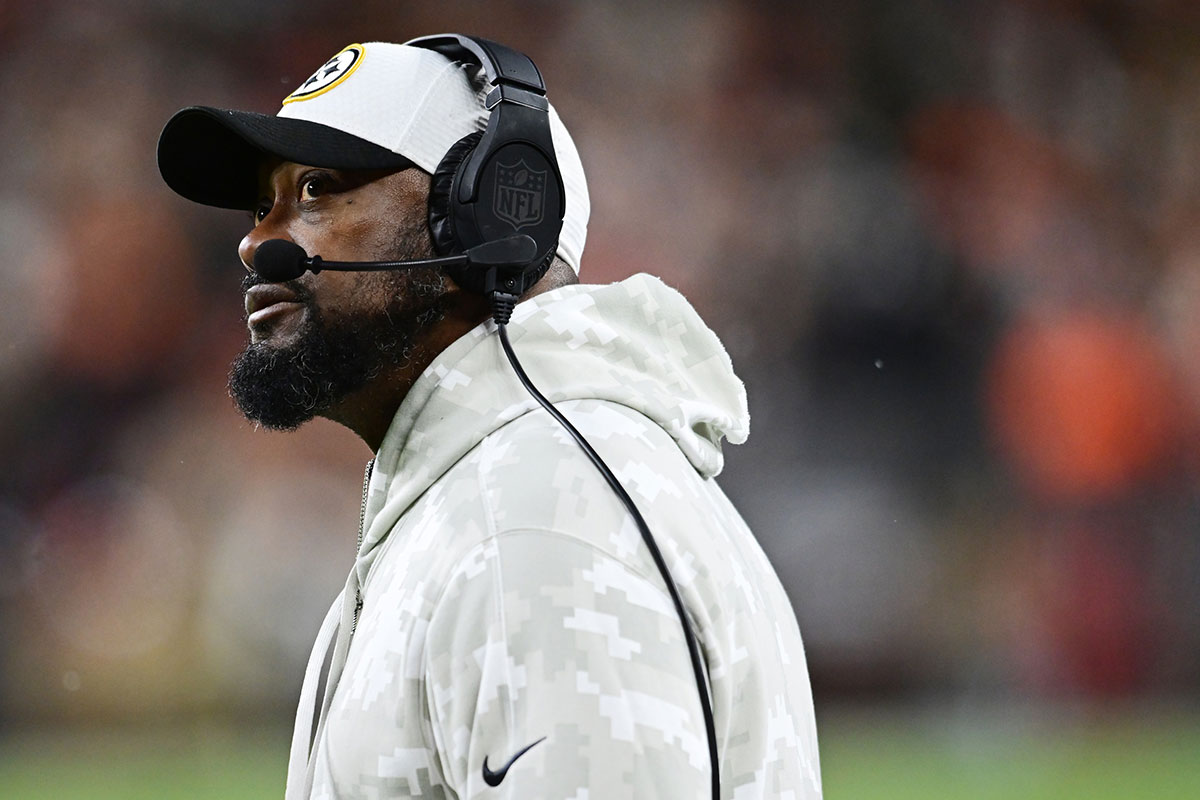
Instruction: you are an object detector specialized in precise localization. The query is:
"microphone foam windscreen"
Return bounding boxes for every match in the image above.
[254,239,308,282]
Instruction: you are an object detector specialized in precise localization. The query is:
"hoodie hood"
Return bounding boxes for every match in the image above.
[357,273,748,563]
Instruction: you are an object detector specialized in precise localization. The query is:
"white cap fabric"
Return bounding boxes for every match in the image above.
[160,41,589,274]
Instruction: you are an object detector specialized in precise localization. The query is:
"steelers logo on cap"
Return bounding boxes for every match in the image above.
[283,44,365,104]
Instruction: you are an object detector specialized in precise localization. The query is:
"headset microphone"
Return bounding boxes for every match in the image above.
[252,235,538,283]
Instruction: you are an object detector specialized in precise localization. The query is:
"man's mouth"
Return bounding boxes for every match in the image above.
[245,284,306,339]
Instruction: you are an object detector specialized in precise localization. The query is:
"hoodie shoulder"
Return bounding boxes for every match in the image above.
[467,398,695,542]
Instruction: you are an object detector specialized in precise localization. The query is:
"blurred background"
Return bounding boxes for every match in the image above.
[1,0,1199,797]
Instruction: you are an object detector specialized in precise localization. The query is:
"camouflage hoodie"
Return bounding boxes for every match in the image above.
[286,274,822,799]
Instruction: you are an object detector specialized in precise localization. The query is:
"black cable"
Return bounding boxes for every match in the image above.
[495,318,720,800]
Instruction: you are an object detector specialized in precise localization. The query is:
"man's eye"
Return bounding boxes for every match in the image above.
[300,174,330,201]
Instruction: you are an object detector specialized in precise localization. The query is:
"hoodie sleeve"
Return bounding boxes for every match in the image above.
[423,529,712,799]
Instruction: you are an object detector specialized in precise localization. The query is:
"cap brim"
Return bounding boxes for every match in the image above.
[157,106,416,210]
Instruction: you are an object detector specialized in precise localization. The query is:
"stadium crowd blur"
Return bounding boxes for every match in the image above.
[1,0,1198,729]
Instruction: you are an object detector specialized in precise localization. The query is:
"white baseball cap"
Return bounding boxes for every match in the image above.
[158,41,589,273]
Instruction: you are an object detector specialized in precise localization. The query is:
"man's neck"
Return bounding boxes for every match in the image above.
[323,293,492,451]
[323,265,577,451]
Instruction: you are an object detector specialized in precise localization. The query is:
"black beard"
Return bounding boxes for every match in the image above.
[228,268,447,431]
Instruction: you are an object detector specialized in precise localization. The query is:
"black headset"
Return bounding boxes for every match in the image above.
[403,35,721,799]
[405,34,565,298]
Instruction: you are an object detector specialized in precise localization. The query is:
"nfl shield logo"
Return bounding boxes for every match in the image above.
[494,160,546,230]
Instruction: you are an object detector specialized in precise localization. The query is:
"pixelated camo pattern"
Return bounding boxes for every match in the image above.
[296,274,821,798]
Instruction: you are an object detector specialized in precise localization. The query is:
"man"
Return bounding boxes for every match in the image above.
[158,36,821,799]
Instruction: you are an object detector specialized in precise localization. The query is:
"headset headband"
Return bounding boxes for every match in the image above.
[405,34,546,94]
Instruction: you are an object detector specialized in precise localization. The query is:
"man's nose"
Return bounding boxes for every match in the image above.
[238,217,292,274]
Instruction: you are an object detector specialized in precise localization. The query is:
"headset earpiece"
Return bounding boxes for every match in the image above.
[428,130,556,295]
[406,34,565,298]
[428,131,483,259]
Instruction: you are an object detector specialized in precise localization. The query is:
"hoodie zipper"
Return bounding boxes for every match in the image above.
[350,458,374,634]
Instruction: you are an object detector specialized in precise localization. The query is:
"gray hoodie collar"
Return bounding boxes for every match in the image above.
[357,274,748,563]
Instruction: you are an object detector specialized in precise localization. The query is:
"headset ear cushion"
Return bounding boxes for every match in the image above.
[427,131,484,256]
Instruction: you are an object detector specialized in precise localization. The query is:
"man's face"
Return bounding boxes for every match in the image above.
[229,160,445,430]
